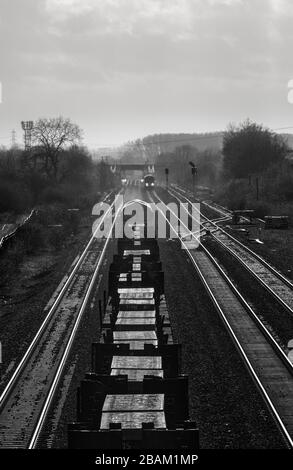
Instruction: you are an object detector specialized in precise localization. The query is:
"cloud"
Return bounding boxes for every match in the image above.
[45,0,193,38]
[1,0,293,146]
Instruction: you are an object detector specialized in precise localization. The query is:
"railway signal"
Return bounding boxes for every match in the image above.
[188,162,197,197]
[165,168,169,189]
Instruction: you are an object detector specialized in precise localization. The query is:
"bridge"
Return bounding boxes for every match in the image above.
[109,162,155,174]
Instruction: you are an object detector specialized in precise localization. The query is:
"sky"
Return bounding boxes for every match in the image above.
[1,0,293,149]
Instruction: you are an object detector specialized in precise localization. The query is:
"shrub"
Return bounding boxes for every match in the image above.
[0,242,24,282]
[249,202,271,219]
[48,227,65,250]
[278,176,293,201]
[0,181,31,213]
[17,223,45,254]
[216,179,249,210]
[41,186,71,205]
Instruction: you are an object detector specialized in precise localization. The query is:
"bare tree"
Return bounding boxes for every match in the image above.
[32,117,82,178]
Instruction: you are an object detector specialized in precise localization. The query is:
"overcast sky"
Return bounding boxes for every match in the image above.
[1,0,293,148]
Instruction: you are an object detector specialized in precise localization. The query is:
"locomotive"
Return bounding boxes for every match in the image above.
[144,174,155,189]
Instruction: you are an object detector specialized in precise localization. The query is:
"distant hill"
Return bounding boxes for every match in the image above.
[93,131,293,162]
[141,132,223,158]
[91,147,122,161]
[109,132,224,162]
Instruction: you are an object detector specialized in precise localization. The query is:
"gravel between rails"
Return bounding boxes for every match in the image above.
[166,189,293,353]
[158,238,286,449]
[203,238,293,355]
[36,240,116,449]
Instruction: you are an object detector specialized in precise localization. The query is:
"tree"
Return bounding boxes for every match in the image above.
[174,144,198,163]
[59,145,93,183]
[0,147,20,178]
[96,159,115,191]
[32,117,82,179]
[196,149,222,185]
[155,145,199,185]
[223,120,288,178]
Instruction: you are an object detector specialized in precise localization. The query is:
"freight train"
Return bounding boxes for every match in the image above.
[68,214,199,450]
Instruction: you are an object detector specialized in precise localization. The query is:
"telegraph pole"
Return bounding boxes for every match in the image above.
[256,177,259,201]
[11,129,17,148]
[165,168,169,189]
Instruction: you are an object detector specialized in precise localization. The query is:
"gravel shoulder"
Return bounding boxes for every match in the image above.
[159,238,286,449]
[0,217,96,395]
[203,237,293,355]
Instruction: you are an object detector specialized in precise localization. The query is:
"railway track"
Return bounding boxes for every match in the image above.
[167,186,293,316]
[0,192,122,449]
[148,190,293,448]
[172,183,267,224]
[172,184,232,219]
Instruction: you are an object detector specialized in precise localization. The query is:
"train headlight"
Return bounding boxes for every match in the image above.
[151,183,154,186]
[141,179,144,183]
[146,183,149,187]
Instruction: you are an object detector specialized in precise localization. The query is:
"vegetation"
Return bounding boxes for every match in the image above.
[155,144,222,188]
[150,120,293,219]
[31,117,82,178]
[218,120,293,216]
[0,116,115,215]
[1,117,292,221]
[222,120,288,179]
